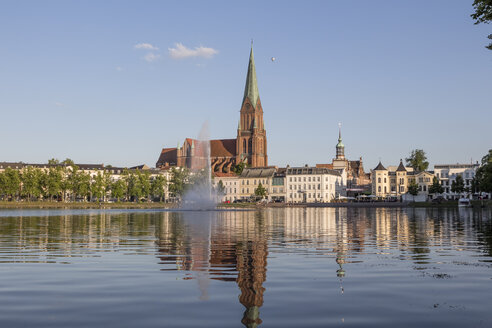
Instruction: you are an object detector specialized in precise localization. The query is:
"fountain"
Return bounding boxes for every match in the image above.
[181,122,218,210]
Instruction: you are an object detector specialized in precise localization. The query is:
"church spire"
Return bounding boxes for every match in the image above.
[336,123,345,160]
[243,44,260,108]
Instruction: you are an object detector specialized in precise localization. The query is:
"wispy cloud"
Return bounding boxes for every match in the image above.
[55,102,64,107]
[168,43,218,59]
[116,66,123,71]
[134,43,159,50]
[144,52,161,62]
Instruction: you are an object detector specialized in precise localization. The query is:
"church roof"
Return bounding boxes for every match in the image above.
[243,45,260,108]
[210,139,237,158]
[374,161,386,171]
[156,148,177,167]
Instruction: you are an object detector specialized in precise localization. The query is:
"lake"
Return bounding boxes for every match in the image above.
[0,207,491,327]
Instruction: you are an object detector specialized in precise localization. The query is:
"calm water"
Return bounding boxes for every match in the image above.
[1,207,492,327]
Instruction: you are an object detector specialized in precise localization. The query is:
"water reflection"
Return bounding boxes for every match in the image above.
[0,207,491,327]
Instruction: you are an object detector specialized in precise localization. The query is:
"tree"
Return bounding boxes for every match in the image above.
[111,179,127,201]
[474,149,492,193]
[451,175,465,194]
[471,0,492,50]
[254,183,267,199]
[405,149,429,172]
[216,180,226,197]
[407,180,419,201]
[0,168,21,200]
[21,166,43,201]
[137,170,151,201]
[232,162,247,175]
[91,172,106,201]
[150,175,167,202]
[45,167,63,201]
[48,158,60,165]
[429,176,444,195]
[169,167,189,198]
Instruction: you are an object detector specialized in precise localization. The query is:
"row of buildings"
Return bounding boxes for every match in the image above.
[2,46,486,203]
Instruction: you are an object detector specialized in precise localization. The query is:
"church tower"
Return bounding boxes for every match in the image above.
[236,44,268,167]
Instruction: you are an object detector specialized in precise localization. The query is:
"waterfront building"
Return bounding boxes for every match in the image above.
[285,166,346,203]
[212,172,239,202]
[238,167,276,200]
[156,45,267,173]
[371,160,434,200]
[316,125,371,195]
[270,168,286,202]
[433,163,479,198]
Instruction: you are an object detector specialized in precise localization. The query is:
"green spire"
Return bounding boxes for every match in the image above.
[337,123,344,148]
[243,44,260,108]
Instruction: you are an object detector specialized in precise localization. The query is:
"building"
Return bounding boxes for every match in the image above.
[213,172,239,202]
[372,160,434,200]
[156,45,267,173]
[270,168,286,202]
[285,166,346,203]
[316,124,370,195]
[434,163,479,198]
[238,167,276,200]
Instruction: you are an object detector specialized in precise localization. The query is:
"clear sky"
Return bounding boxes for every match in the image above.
[1,1,490,170]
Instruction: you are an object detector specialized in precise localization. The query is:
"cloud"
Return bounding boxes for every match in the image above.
[55,102,64,107]
[116,66,123,71]
[144,52,161,62]
[134,43,159,50]
[168,43,218,59]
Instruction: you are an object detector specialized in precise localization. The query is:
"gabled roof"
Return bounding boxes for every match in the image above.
[374,161,386,171]
[243,45,260,108]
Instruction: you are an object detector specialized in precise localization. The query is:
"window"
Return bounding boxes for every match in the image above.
[378,177,381,183]
[318,184,320,190]
[384,178,387,183]
[378,186,381,192]
[243,139,247,153]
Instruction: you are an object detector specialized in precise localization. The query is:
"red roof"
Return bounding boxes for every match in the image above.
[213,172,237,178]
[156,148,177,167]
[210,139,236,158]
[316,163,334,169]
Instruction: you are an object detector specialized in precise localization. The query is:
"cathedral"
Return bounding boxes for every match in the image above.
[156,45,267,172]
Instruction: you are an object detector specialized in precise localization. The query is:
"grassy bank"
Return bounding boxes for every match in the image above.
[0,201,176,209]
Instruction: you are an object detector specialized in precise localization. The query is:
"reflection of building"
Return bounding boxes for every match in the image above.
[156,45,268,173]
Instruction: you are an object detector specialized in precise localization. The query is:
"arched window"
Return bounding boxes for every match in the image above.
[378,186,381,192]
[243,139,247,153]
[378,177,381,183]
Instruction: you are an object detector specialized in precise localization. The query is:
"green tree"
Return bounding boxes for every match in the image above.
[407,180,419,200]
[451,175,465,194]
[169,167,189,198]
[91,172,106,201]
[405,149,429,172]
[48,158,60,165]
[232,162,247,175]
[471,0,492,50]
[254,183,267,198]
[474,149,492,193]
[0,168,21,200]
[45,167,63,201]
[21,167,43,201]
[429,176,444,195]
[138,170,151,201]
[111,179,127,201]
[150,175,167,202]
[62,158,75,166]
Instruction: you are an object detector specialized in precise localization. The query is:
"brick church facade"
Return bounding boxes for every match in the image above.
[156,46,267,172]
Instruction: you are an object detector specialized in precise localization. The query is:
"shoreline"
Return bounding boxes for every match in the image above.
[0,200,490,210]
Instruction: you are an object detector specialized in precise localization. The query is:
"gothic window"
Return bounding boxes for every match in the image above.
[243,139,247,153]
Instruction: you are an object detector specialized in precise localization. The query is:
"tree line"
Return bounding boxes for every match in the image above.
[0,165,167,202]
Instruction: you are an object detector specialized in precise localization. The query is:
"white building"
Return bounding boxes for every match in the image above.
[434,163,479,198]
[213,172,239,202]
[285,166,346,203]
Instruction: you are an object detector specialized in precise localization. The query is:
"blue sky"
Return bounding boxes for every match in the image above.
[0,1,490,170]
